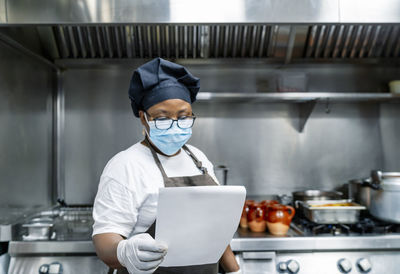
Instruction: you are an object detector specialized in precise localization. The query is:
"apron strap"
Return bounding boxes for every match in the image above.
[182,145,208,174]
[144,138,208,179]
[144,138,169,180]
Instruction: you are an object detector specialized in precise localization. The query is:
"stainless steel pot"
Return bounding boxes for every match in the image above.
[350,170,400,223]
[292,190,343,202]
[348,179,372,208]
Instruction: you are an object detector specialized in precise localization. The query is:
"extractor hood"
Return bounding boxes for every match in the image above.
[0,0,399,62]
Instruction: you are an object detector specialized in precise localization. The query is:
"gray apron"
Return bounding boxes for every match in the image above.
[110,140,219,274]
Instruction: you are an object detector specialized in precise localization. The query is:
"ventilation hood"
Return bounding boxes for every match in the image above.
[0,0,399,62]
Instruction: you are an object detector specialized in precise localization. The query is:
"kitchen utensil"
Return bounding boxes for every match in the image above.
[260,200,279,220]
[360,171,400,223]
[247,202,267,232]
[292,190,343,207]
[240,200,255,228]
[266,204,295,236]
[22,222,53,241]
[389,80,400,95]
[214,165,229,185]
[348,179,372,207]
[297,199,365,224]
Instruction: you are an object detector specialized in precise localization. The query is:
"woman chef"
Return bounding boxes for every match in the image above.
[92,57,241,274]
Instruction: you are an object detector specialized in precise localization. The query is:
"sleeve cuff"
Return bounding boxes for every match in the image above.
[92,226,131,238]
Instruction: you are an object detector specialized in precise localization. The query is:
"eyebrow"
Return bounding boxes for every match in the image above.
[152,108,191,116]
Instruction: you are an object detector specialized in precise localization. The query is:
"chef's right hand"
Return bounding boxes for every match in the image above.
[117,233,168,274]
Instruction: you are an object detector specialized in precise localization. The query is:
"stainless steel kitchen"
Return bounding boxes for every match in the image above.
[1,0,400,274]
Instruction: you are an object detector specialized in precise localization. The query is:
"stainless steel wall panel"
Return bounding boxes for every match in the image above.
[0,0,6,23]
[61,63,400,204]
[5,0,339,24]
[380,104,400,171]
[340,0,400,23]
[62,69,141,205]
[0,42,54,206]
[191,102,383,195]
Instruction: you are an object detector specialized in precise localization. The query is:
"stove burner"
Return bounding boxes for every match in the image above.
[312,224,350,236]
[292,214,400,236]
[353,218,400,235]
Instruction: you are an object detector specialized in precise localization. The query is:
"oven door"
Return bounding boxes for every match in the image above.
[236,251,277,274]
[8,255,108,274]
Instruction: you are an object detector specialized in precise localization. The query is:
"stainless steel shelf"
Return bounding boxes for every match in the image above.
[196,92,400,103]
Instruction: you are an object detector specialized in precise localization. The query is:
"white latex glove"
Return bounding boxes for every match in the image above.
[226,270,242,274]
[117,233,168,274]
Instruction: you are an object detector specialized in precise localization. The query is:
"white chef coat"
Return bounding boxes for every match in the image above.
[92,142,219,238]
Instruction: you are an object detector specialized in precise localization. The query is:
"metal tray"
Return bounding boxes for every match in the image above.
[297,200,366,224]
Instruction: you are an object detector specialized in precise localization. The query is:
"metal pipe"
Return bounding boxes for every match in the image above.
[258,25,267,57]
[76,27,87,58]
[341,25,354,58]
[232,25,239,57]
[174,25,179,58]
[125,25,132,58]
[305,25,317,58]
[359,25,372,58]
[192,26,197,58]
[285,26,297,64]
[214,25,220,57]
[146,25,152,57]
[240,25,248,57]
[332,25,345,58]
[156,25,161,57]
[137,26,144,58]
[249,25,257,58]
[183,25,188,58]
[56,26,69,58]
[349,25,363,58]
[165,25,170,58]
[368,25,381,57]
[86,26,96,58]
[104,26,113,58]
[323,25,336,58]
[114,26,122,58]
[95,26,104,58]
[54,70,65,204]
[67,26,78,58]
[314,25,326,58]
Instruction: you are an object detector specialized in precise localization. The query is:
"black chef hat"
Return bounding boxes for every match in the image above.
[128,57,200,117]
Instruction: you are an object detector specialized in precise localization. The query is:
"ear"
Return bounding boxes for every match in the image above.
[139,110,146,127]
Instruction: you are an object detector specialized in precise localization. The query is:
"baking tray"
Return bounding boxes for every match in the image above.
[297,200,366,224]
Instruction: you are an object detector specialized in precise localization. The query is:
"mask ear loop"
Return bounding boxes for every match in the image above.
[143,112,151,137]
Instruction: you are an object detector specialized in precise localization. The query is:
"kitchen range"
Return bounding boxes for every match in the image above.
[1,0,400,274]
[234,191,400,273]
[233,212,400,274]
[7,176,400,274]
[7,206,108,274]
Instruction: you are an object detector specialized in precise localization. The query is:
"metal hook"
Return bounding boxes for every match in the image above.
[325,98,331,114]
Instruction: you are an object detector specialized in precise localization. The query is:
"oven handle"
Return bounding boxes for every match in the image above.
[242,251,276,260]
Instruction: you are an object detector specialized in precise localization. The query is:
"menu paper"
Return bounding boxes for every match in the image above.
[155,185,246,267]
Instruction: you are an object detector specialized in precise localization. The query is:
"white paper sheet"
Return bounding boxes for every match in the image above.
[155,185,246,267]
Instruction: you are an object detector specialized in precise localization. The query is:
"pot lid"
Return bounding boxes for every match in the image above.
[372,171,400,191]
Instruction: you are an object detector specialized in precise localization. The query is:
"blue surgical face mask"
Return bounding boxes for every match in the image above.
[144,113,192,156]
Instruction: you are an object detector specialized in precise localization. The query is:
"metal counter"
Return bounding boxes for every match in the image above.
[231,233,400,252]
[9,231,400,256]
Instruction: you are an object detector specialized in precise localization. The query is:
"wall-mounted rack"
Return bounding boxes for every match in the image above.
[197,92,400,132]
[196,92,400,103]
